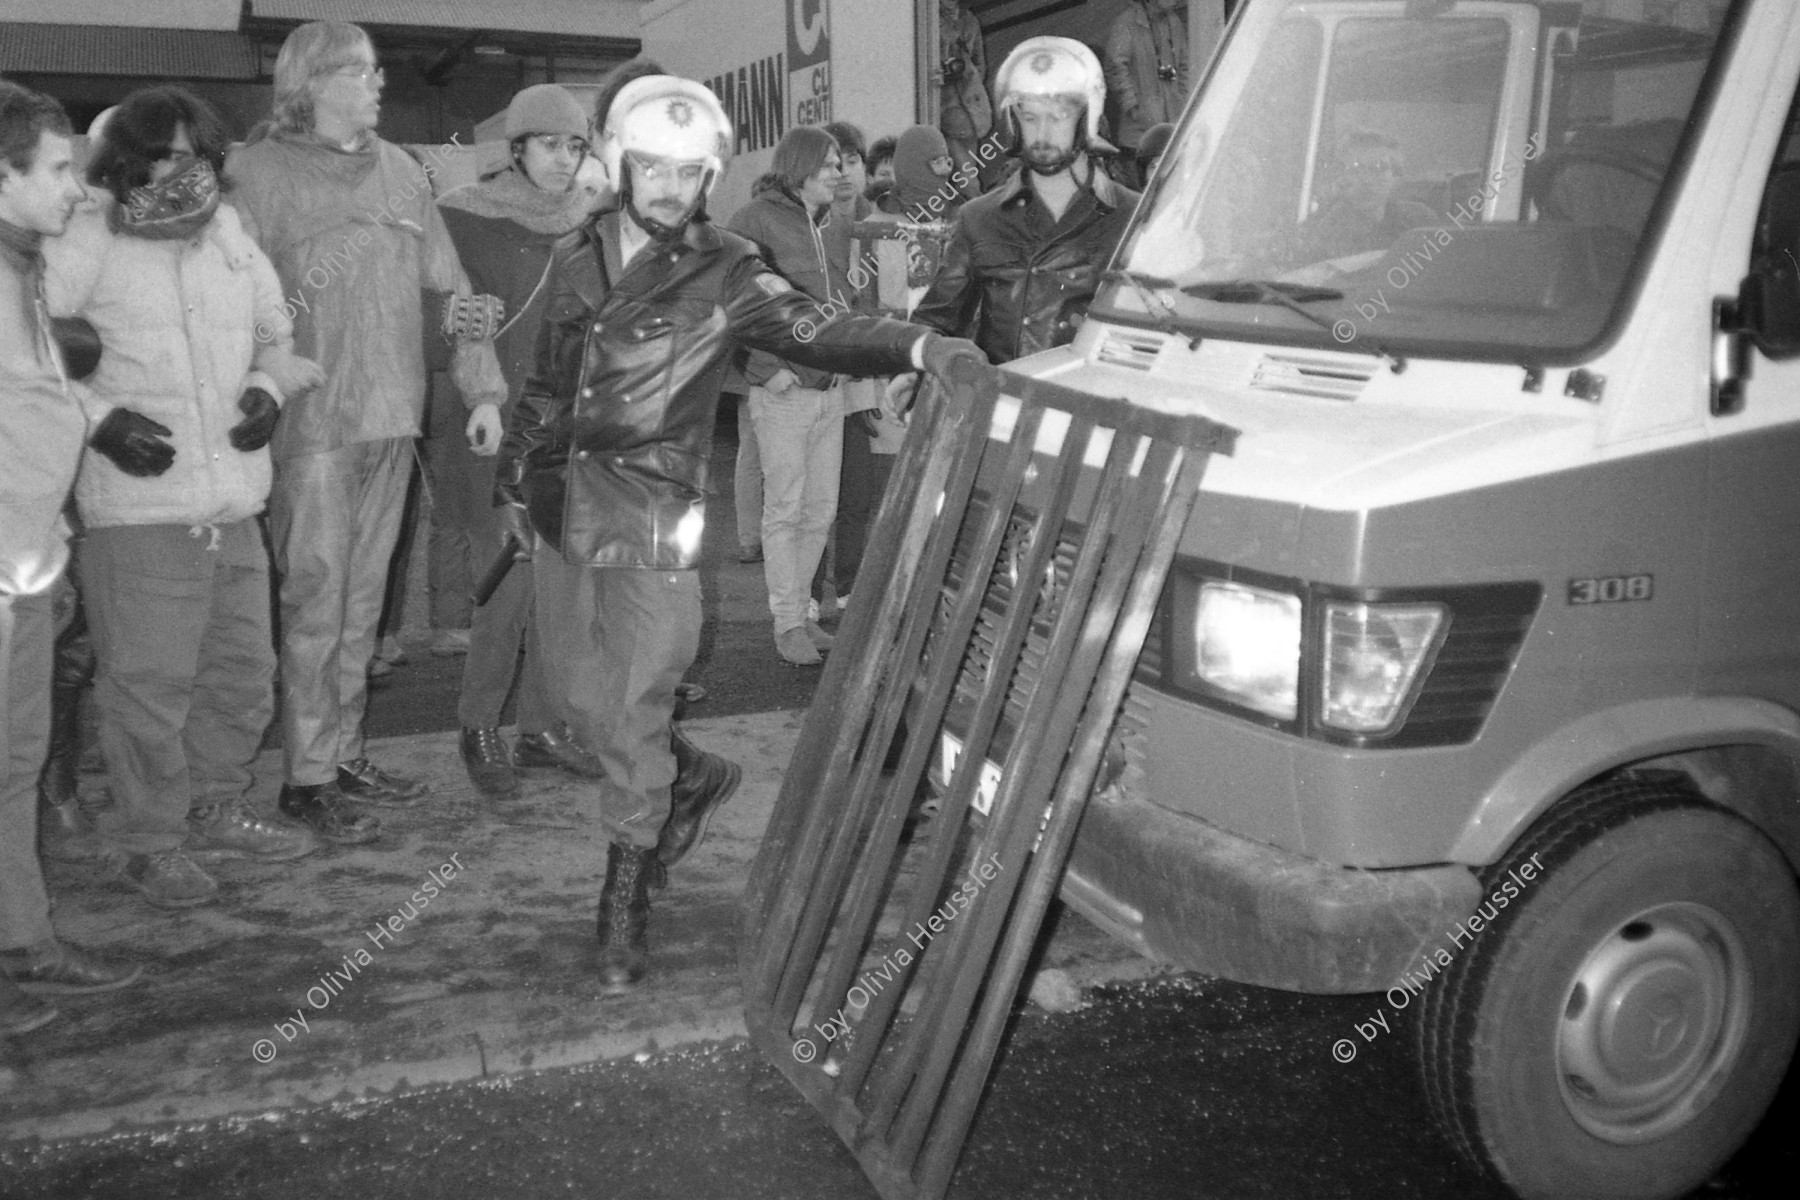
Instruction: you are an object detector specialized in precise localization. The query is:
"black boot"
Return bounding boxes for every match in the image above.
[595,842,655,992]
[38,591,97,863]
[653,727,741,887]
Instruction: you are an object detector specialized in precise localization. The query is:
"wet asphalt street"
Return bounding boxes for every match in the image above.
[1,973,1792,1200]
[3,425,1795,1200]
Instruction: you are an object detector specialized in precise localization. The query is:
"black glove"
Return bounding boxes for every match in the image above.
[89,408,175,477]
[920,334,993,388]
[228,387,280,452]
[496,503,534,560]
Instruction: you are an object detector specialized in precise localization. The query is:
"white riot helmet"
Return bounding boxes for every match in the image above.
[598,75,732,201]
[994,36,1114,169]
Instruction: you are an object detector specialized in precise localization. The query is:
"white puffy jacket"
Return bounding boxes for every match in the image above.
[44,200,295,530]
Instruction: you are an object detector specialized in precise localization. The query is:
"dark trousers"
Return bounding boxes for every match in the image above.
[80,520,275,855]
[532,553,701,849]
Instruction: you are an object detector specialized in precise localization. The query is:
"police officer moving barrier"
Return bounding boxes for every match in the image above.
[495,75,990,992]
[913,37,1141,365]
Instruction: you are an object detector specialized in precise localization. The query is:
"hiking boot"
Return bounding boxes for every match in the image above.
[188,798,317,862]
[775,627,822,667]
[336,758,427,807]
[106,848,218,909]
[596,842,656,992]
[804,620,835,651]
[513,722,606,779]
[654,730,741,885]
[0,975,57,1035]
[0,937,141,995]
[278,782,380,845]
[460,727,519,799]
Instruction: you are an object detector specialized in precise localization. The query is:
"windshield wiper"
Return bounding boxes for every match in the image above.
[1101,268,1201,349]
[1182,279,1345,304]
[1183,278,1404,373]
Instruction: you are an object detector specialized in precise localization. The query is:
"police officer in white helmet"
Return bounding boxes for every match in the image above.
[914,36,1141,363]
[496,73,990,990]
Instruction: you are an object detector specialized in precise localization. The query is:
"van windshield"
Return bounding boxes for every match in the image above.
[1104,0,1740,362]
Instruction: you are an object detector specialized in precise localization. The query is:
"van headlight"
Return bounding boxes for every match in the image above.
[1191,581,1302,720]
[1320,602,1445,733]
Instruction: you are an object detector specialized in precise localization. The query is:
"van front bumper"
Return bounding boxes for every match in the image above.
[1060,786,1481,994]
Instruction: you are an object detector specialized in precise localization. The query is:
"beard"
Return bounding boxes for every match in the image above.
[1023,140,1076,175]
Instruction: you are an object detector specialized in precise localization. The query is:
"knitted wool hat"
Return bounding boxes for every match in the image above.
[504,84,588,141]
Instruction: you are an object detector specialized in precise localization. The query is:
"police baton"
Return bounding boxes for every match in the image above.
[471,535,526,607]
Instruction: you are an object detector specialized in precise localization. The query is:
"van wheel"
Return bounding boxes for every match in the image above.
[1416,773,1800,1200]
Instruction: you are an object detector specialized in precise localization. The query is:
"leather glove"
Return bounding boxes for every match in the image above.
[497,503,534,560]
[228,387,280,452]
[89,408,175,477]
[920,334,993,389]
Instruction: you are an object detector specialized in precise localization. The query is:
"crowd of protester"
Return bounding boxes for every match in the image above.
[1,3,1211,1028]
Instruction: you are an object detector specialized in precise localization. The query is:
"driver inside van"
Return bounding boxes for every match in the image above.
[1289,130,1436,266]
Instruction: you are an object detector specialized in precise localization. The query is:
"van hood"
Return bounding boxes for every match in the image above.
[1013,343,1597,513]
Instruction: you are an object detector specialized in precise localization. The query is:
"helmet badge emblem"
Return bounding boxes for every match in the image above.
[1029,52,1056,75]
[667,98,694,127]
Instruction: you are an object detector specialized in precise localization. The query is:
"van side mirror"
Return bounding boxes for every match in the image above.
[1738,163,1800,359]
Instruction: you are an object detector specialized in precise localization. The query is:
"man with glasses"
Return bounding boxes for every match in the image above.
[1291,130,1437,267]
[434,84,599,801]
[225,20,507,845]
[496,74,989,990]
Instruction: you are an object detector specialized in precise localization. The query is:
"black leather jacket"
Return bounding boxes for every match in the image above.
[498,211,923,569]
[913,168,1139,363]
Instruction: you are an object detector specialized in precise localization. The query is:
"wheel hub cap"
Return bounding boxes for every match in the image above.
[1557,902,1749,1144]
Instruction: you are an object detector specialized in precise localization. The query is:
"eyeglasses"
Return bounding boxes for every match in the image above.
[624,151,708,184]
[1343,159,1402,176]
[325,63,385,85]
[528,134,589,158]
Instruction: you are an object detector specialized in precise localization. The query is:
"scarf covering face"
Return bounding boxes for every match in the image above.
[116,157,221,240]
[436,166,592,236]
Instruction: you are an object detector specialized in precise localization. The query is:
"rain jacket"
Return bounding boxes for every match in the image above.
[912,168,1139,363]
[44,200,295,529]
[224,129,505,459]
[0,226,87,597]
[499,210,925,570]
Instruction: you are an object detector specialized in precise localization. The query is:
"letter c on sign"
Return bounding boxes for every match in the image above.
[793,0,826,57]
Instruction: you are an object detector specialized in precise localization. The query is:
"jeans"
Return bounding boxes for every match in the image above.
[0,591,56,949]
[750,382,843,634]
